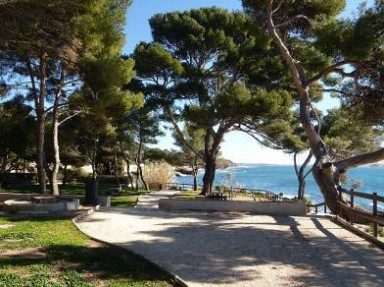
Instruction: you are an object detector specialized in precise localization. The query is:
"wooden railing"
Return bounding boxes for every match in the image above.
[338,187,384,238]
[160,183,287,201]
[307,202,329,214]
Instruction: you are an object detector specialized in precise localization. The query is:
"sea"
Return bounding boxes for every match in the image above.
[175,164,384,212]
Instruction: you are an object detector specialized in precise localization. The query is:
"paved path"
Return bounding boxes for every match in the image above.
[75,191,384,287]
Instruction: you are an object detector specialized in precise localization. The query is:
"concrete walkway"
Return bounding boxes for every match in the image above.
[75,191,384,287]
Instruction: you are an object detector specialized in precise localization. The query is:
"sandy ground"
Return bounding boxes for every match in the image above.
[75,191,384,287]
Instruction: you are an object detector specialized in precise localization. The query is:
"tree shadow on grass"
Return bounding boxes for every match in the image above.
[0,242,180,286]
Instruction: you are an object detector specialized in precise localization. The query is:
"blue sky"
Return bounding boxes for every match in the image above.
[123,0,371,164]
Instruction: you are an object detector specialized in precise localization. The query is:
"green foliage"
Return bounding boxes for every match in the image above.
[242,0,346,35]
[134,7,297,192]
[133,42,184,78]
[321,108,382,160]
[0,97,36,173]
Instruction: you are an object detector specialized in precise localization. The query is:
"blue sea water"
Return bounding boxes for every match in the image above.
[176,164,384,211]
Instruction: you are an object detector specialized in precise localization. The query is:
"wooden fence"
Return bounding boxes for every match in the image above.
[309,187,384,238]
[337,187,384,238]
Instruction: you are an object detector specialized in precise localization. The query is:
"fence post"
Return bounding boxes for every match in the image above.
[373,192,378,238]
[350,189,354,225]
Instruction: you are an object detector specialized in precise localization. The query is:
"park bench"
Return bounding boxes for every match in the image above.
[208,192,227,200]
[107,185,123,195]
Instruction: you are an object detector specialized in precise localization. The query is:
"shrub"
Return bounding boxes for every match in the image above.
[143,162,175,190]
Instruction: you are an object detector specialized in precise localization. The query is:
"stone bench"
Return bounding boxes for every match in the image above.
[207,192,227,200]
[33,195,56,204]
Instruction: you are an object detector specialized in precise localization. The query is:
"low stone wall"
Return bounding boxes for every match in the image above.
[159,199,307,216]
[3,197,80,213]
[0,193,110,207]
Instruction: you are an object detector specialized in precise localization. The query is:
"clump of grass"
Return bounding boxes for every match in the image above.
[364,224,384,237]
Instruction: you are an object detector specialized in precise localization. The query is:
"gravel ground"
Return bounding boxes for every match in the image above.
[75,191,384,287]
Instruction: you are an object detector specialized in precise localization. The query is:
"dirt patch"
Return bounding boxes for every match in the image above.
[1,247,47,259]
[0,224,15,229]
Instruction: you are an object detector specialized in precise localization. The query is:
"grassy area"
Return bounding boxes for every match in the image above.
[173,189,271,201]
[0,216,179,287]
[364,224,384,237]
[111,196,138,208]
[1,183,148,197]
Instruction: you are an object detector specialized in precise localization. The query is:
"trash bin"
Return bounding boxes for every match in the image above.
[84,178,99,206]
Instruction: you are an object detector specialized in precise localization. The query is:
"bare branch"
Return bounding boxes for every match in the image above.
[58,109,84,126]
[165,106,203,160]
[272,1,282,14]
[307,61,361,84]
[275,15,309,29]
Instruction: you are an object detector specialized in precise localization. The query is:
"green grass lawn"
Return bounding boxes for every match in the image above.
[1,183,148,209]
[110,196,138,208]
[2,183,147,197]
[0,216,179,287]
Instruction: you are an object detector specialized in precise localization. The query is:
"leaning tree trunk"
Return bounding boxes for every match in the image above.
[124,158,135,191]
[265,2,340,213]
[136,138,148,192]
[294,151,313,200]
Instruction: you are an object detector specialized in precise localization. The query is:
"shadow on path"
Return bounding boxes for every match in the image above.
[77,208,384,287]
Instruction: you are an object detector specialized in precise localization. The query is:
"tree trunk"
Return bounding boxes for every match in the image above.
[91,135,98,180]
[51,96,61,196]
[202,154,217,195]
[26,56,46,193]
[113,146,120,185]
[62,164,68,186]
[201,127,226,195]
[265,3,340,213]
[44,162,53,192]
[138,162,148,192]
[124,158,135,191]
[192,157,199,191]
[192,168,198,191]
[294,151,313,200]
[36,56,47,194]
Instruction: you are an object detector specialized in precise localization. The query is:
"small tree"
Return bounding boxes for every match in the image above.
[173,125,205,191]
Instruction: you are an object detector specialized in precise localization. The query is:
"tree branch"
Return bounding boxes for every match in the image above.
[307,61,361,84]
[275,15,309,29]
[335,148,384,171]
[165,106,203,160]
